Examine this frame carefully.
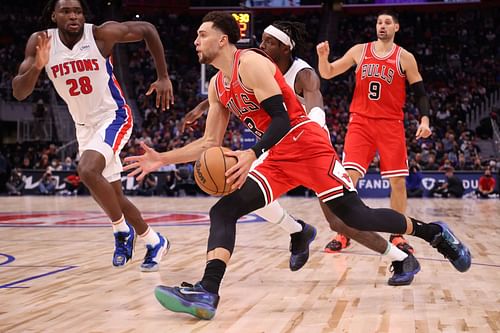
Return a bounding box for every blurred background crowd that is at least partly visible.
[0,0,498,196]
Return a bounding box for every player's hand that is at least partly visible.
[146,76,174,111]
[416,116,432,139]
[316,41,330,59]
[180,104,205,132]
[34,32,51,70]
[123,141,164,181]
[224,149,257,191]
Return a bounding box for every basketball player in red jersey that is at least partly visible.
[124,12,470,320]
[317,10,432,253]
[181,20,420,285]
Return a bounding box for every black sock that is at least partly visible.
[410,218,442,243]
[294,219,305,232]
[200,259,226,294]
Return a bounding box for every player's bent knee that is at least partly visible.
[326,191,374,231]
[207,181,266,252]
[76,164,95,184]
[326,190,407,234]
[322,208,352,233]
[209,199,240,226]
[207,199,242,253]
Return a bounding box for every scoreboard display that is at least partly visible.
[231,11,253,46]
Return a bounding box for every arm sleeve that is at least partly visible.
[250,94,291,158]
[410,81,430,118]
[308,106,326,127]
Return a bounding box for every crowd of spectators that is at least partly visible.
[0,8,52,103]
[0,6,499,197]
[120,8,500,177]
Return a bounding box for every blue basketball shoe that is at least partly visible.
[155,282,219,320]
[112,223,136,267]
[430,221,471,272]
[141,233,170,272]
[289,221,317,271]
[388,251,421,286]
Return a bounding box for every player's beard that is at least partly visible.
[198,50,216,64]
[63,25,84,40]
[67,29,83,38]
[377,31,392,41]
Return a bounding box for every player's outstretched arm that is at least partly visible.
[316,41,360,79]
[12,32,51,101]
[123,142,165,181]
[180,99,209,132]
[95,21,174,110]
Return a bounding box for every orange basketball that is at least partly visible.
[194,147,238,196]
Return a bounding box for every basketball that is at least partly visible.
[194,147,238,196]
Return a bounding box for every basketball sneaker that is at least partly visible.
[324,234,351,253]
[141,233,170,272]
[154,282,219,320]
[430,221,471,272]
[289,221,317,271]
[388,251,421,286]
[112,223,135,267]
[389,234,415,254]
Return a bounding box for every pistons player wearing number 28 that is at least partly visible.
[12,0,175,272]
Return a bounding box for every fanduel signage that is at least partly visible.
[357,171,488,197]
[16,170,493,198]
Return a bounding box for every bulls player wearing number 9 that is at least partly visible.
[124,11,470,320]
[317,10,433,254]
[13,0,174,271]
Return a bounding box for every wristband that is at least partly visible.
[308,106,326,127]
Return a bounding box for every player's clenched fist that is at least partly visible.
[316,41,330,58]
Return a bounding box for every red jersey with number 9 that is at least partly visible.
[350,42,406,120]
[214,49,308,139]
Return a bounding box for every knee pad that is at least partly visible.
[325,190,406,234]
[326,191,373,231]
[207,178,266,253]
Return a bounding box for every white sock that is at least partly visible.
[383,241,408,261]
[111,215,130,233]
[255,201,302,234]
[139,226,160,246]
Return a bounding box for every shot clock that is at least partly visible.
[231,11,253,46]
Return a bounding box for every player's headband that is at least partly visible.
[264,25,295,50]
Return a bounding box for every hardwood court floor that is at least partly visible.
[0,196,499,333]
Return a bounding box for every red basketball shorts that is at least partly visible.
[342,113,408,178]
[249,120,356,206]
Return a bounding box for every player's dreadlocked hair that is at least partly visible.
[40,0,91,29]
[271,20,308,58]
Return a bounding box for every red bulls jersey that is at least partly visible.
[350,42,406,120]
[214,49,308,139]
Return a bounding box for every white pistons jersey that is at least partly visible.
[283,57,312,107]
[45,23,132,153]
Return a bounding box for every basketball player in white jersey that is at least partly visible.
[12,0,173,271]
[180,21,419,285]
